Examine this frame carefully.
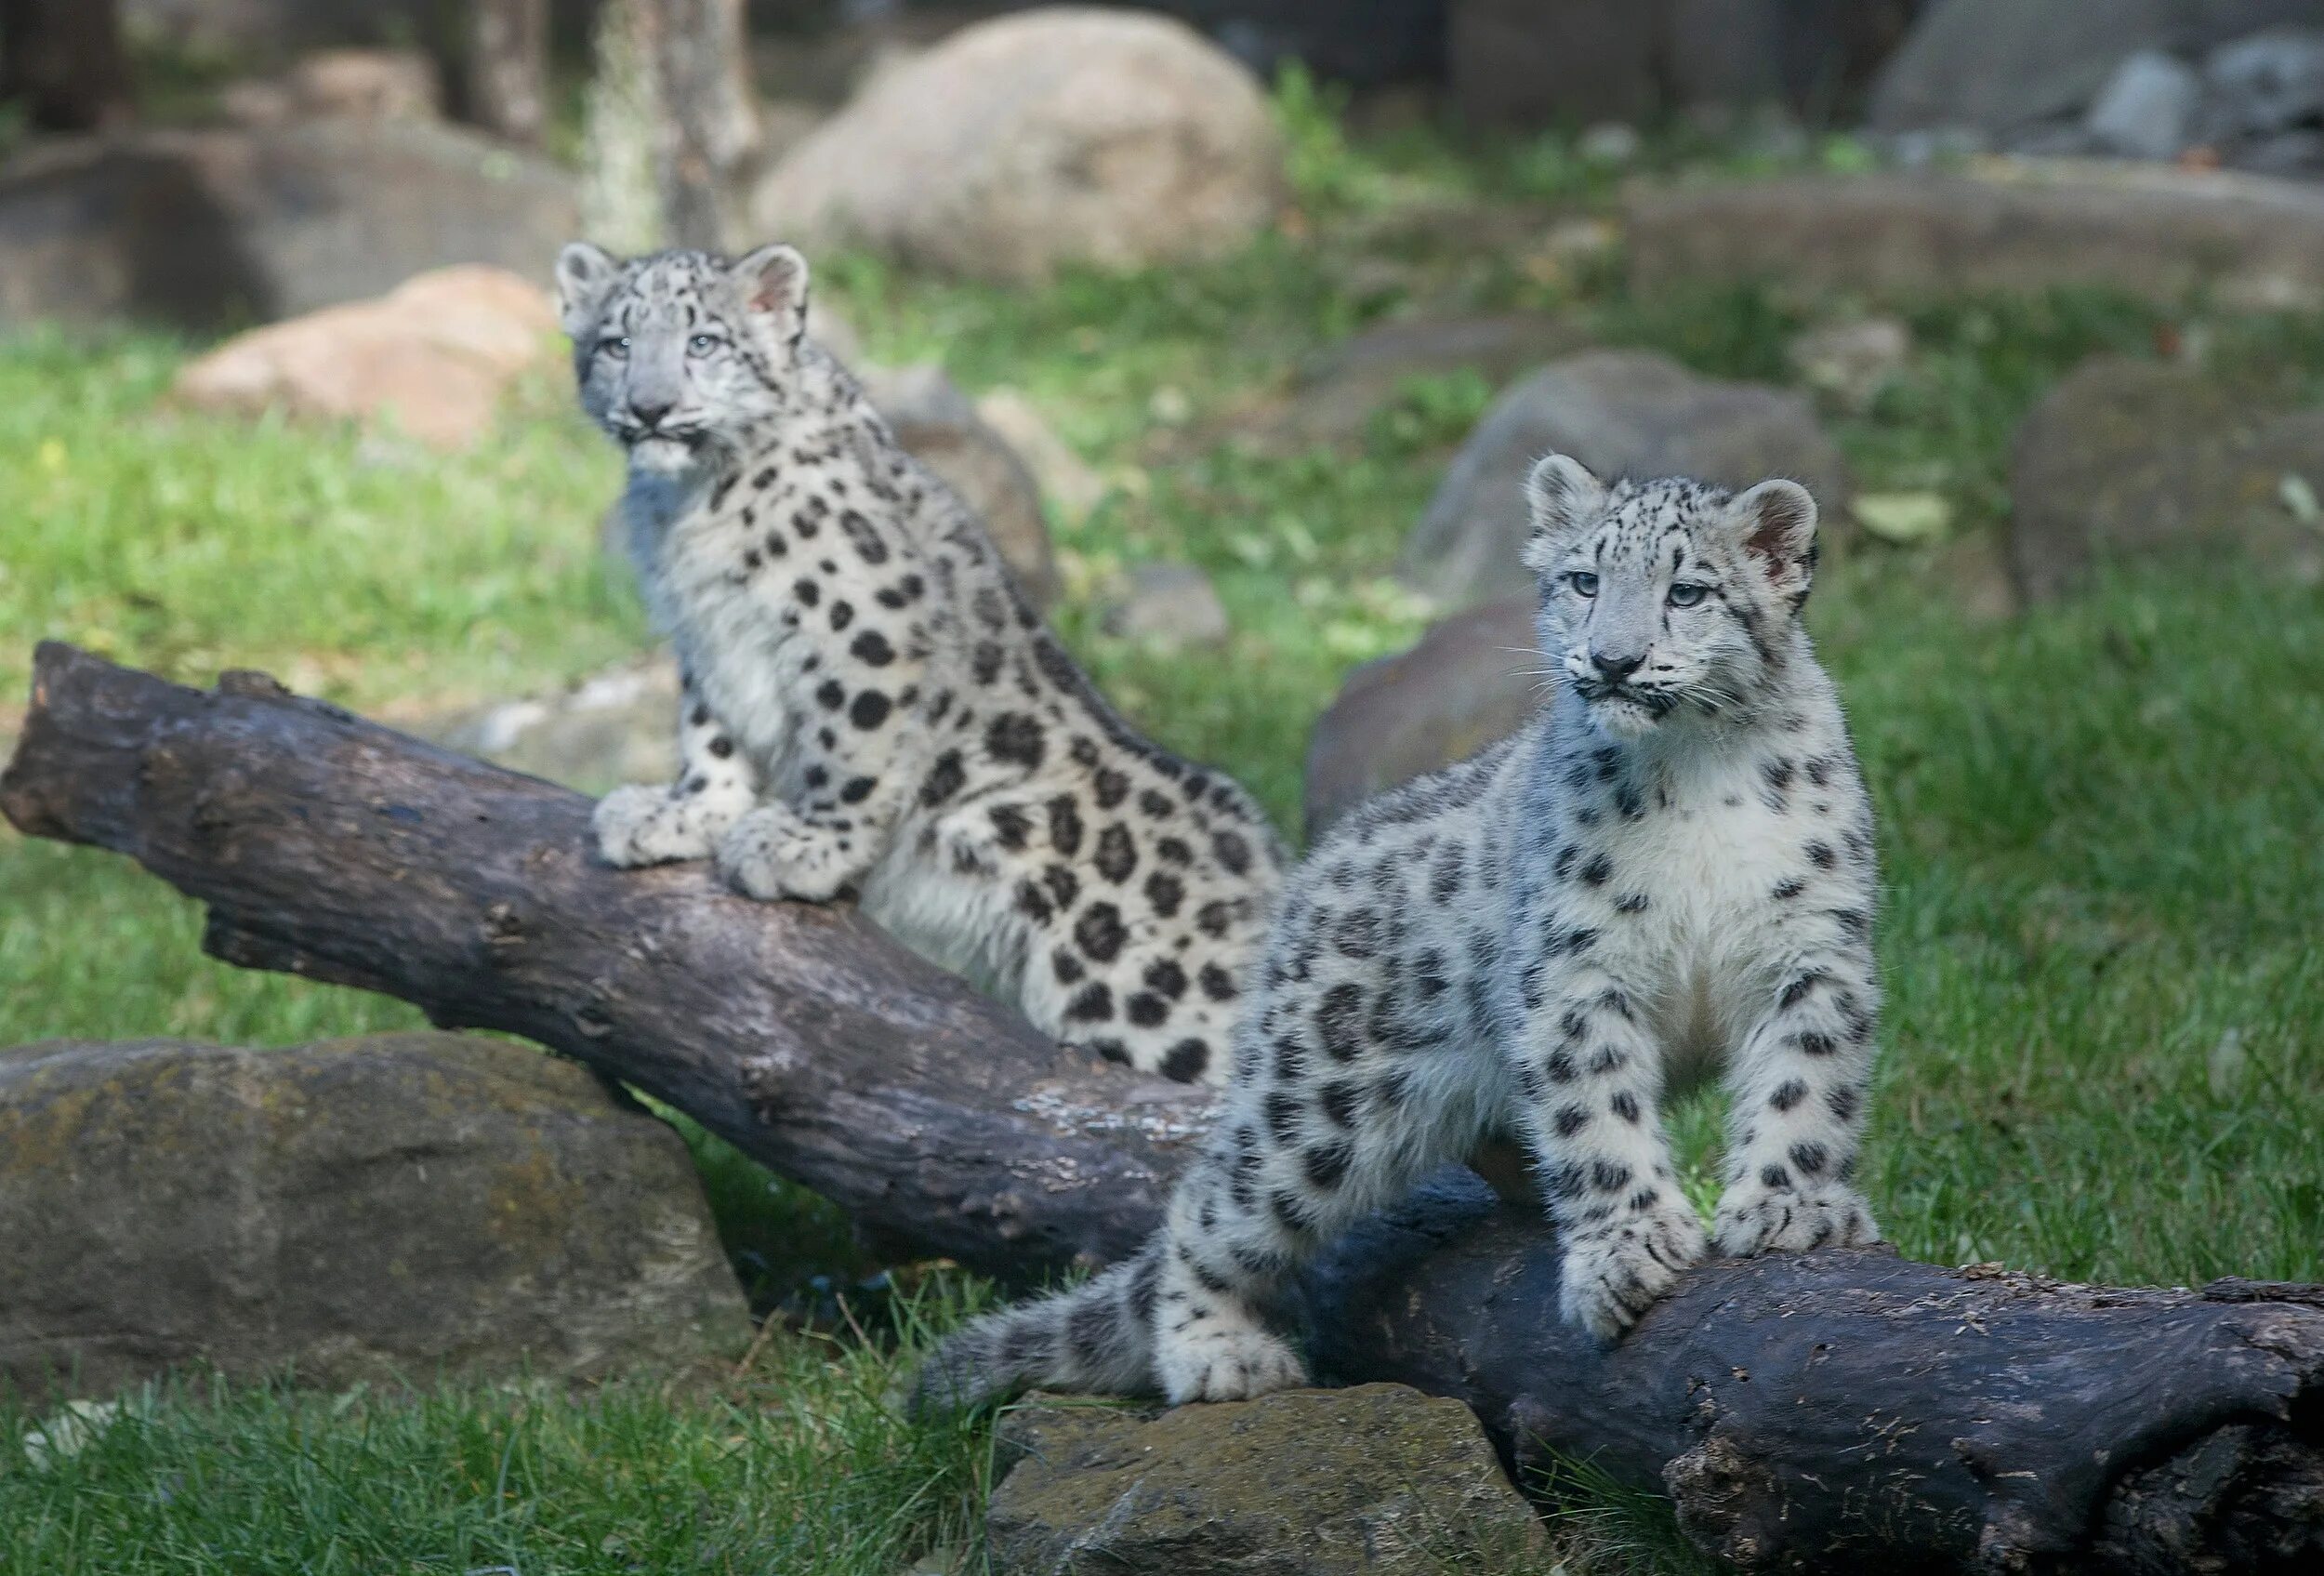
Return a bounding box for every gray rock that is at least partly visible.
[1269,312,1593,449]
[1626,164,2324,311]
[1101,563,1231,650]
[860,363,1061,610]
[2203,26,2324,140]
[2009,356,2324,602]
[423,656,681,795]
[1303,597,1539,840]
[0,120,576,333]
[1396,350,1847,611]
[1787,315,1914,412]
[2087,49,2202,161]
[1868,0,2315,136]
[751,8,1285,284]
[987,1384,1541,1575]
[0,1034,748,1406]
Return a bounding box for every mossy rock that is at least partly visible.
[0,1033,747,1404]
[988,1383,1542,1574]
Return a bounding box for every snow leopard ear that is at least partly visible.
[1733,479,1819,613]
[731,243,811,353]
[554,242,622,338]
[1521,453,1607,573]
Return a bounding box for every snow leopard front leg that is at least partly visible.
[714,647,933,903]
[595,671,763,867]
[1508,951,1710,1342]
[1712,918,1882,1257]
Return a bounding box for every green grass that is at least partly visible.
[4,93,2324,1573]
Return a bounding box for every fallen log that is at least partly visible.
[0,642,1206,1281]
[6,642,2320,1573]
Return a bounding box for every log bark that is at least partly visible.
[1305,1171,2324,1574]
[7,642,2322,1573]
[0,643,1205,1282]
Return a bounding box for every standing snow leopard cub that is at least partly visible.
[917,455,1882,1409]
[557,240,1285,1083]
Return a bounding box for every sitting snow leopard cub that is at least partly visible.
[917,455,1882,1409]
[555,239,1285,1083]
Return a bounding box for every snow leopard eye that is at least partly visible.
[1668,582,1708,608]
[600,336,631,361]
[687,333,720,356]
[1569,571,1599,598]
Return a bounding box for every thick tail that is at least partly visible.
[910,1245,1161,1414]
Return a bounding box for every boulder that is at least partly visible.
[1626,163,2324,311]
[171,265,557,448]
[1101,563,1232,650]
[2085,50,2202,162]
[987,1384,1541,1575]
[0,1034,748,1405]
[1395,350,1847,611]
[862,364,1062,608]
[1787,315,1913,412]
[2008,356,2324,602]
[0,120,577,332]
[1303,597,1539,840]
[420,656,682,794]
[283,46,442,122]
[749,7,1285,284]
[1868,0,2317,136]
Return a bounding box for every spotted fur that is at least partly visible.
[916,455,1882,1410]
[556,242,1285,1082]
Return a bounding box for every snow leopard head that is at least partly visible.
[554,241,811,475]
[1521,454,1819,739]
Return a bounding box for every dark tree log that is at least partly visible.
[0,0,131,131]
[1307,1172,2324,1573]
[0,642,1205,1281]
[7,642,2322,1573]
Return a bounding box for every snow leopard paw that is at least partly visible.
[594,784,710,867]
[1155,1325,1309,1405]
[715,805,856,903]
[1559,1203,1710,1344]
[1711,1183,1880,1259]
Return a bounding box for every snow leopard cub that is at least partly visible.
[917,455,1882,1409]
[556,241,1285,1083]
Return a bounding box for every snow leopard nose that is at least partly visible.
[1591,647,1645,682]
[629,395,675,431]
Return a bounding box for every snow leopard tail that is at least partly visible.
[910,1245,1161,1414]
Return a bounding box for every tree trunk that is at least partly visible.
[0,0,131,131]
[579,0,760,252]
[467,0,550,147]
[6,642,2321,1574]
